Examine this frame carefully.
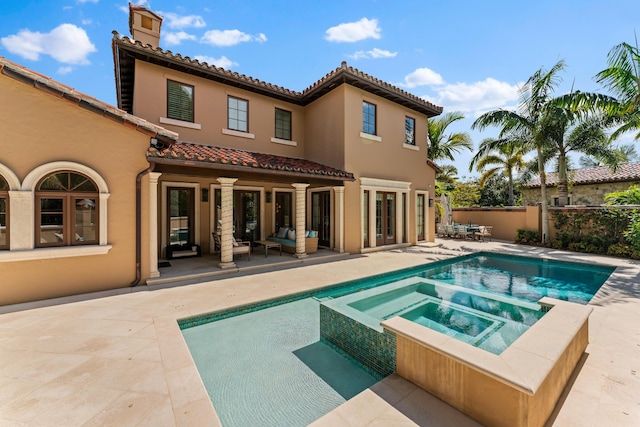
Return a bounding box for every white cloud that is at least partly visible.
[201,29,267,47]
[348,47,397,60]
[81,19,92,25]
[400,68,444,88]
[1,24,96,64]
[430,78,520,114]
[164,31,196,46]
[194,55,238,69]
[159,12,206,29]
[57,66,73,75]
[325,18,381,43]
[77,0,98,3]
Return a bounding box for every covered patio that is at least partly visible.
[144,141,354,282]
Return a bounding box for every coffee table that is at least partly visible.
[254,240,282,257]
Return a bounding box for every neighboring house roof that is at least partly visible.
[524,162,640,188]
[0,56,178,144]
[111,32,443,118]
[148,142,355,181]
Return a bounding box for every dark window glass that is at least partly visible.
[362,101,376,135]
[36,172,98,247]
[275,108,292,140]
[167,80,194,122]
[405,116,416,145]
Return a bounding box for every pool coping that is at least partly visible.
[382,296,592,426]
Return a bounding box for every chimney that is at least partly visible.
[128,3,162,48]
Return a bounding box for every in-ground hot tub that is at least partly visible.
[320,277,592,427]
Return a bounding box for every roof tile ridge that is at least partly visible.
[113,32,302,97]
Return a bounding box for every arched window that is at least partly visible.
[0,175,8,250]
[36,171,99,247]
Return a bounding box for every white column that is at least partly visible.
[292,183,309,258]
[334,186,345,253]
[99,193,110,246]
[8,191,33,250]
[369,190,377,248]
[148,172,162,279]
[217,177,237,268]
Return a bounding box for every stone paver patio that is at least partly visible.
[1,239,639,426]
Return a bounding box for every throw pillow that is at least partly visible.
[309,230,317,238]
[232,237,239,247]
[287,229,296,241]
[305,230,310,237]
[277,227,288,238]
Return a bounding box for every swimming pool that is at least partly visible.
[180,252,612,426]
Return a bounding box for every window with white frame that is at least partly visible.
[228,96,249,132]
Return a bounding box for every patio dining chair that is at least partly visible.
[474,226,493,242]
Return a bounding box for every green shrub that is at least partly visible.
[607,243,633,257]
[516,229,540,244]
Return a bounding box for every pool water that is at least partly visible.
[329,278,544,355]
[180,252,614,426]
[422,253,613,304]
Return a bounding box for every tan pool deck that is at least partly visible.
[1,239,639,426]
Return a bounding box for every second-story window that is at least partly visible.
[228,96,248,132]
[405,116,416,145]
[275,108,292,140]
[167,80,194,122]
[362,101,376,135]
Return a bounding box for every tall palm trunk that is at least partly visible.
[557,153,569,206]
[537,145,549,244]
[507,171,515,206]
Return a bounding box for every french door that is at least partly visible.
[376,192,396,246]
[275,192,293,230]
[311,191,331,247]
[417,194,425,241]
[167,187,195,246]
[234,190,260,243]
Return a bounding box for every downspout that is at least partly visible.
[131,161,156,286]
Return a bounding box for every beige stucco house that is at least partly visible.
[0,5,441,306]
[114,5,442,269]
[0,56,178,306]
[523,163,640,206]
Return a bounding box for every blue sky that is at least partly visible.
[1,0,639,177]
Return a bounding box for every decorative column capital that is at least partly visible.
[217,177,238,187]
[292,183,310,191]
[148,171,162,185]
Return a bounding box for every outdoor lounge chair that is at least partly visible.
[436,223,446,237]
[474,226,493,242]
[212,232,251,260]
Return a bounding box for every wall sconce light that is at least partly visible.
[201,188,209,202]
[428,198,434,207]
[266,191,272,203]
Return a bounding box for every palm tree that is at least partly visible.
[469,137,528,206]
[595,38,640,140]
[580,144,639,168]
[427,111,473,162]
[540,109,615,206]
[473,60,567,243]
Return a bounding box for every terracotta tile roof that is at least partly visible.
[112,33,442,117]
[524,162,640,187]
[148,142,355,181]
[0,56,178,143]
